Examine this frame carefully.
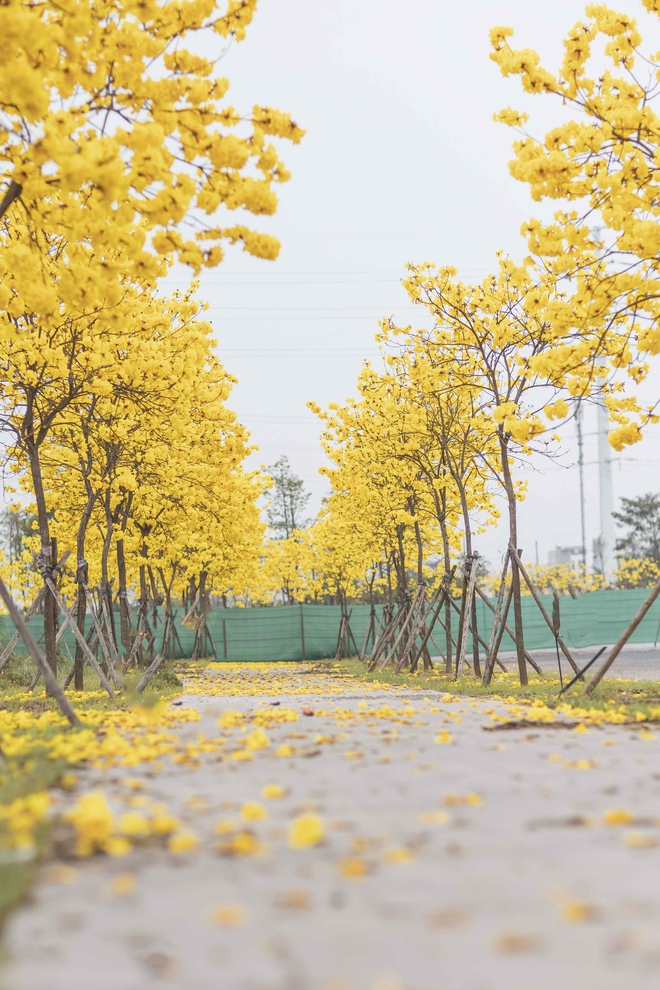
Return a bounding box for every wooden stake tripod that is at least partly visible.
[334,606,360,661]
[0,576,79,726]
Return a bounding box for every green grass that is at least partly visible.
[0,651,184,928]
[0,863,36,928]
[0,759,67,927]
[341,658,660,717]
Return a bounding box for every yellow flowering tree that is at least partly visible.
[0,0,304,293]
[489,4,660,449]
[0,0,303,683]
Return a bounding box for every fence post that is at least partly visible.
[300,605,306,661]
[222,618,228,661]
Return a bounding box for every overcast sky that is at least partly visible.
[163,0,660,572]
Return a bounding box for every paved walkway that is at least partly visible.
[514,643,660,682]
[3,662,660,990]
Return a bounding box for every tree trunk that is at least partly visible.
[199,571,211,613]
[74,492,98,690]
[458,485,472,556]
[116,538,131,649]
[396,525,407,596]
[116,493,133,651]
[100,489,118,653]
[471,593,481,678]
[499,434,527,686]
[73,579,86,690]
[438,514,453,676]
[136,562,150,667]
[413,519,424,584]
[26,441,57,684]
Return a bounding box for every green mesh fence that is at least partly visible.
[1,590,660,664]
[464,589,660,653]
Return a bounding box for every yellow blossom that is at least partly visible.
[288,814,324,849]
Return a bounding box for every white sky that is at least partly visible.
[163,0,660,573]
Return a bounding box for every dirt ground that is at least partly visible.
[3,662,660,990]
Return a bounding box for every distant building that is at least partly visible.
[548,546,583,566]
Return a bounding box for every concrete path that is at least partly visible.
[510,643,660,681]
[3,662,660,990]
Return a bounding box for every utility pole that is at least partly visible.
[576,403,587,568]
[589,228,615,582]
[597,391,615,582]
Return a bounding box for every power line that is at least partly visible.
[208,306,423,311]
[164,269,491,285]
[165,269,490,277]
[222,349,375,356]
[168,279,401,286]
[243,416,317,423]
[252,445,324,452]
[211,316,428,321]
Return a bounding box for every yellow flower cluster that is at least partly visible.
[64,790,187,858]
[0,695,201,769]
[614,558,660,589]
[0,0,303,295]
[65,792,130,858]
[0,792,50,850]
[482,562,607,596]
[489,696,660,728]
[488,2,660,449]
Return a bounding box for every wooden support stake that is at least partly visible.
[333,615,346,661]
[83,585,118,686]
[398,585,442,673]
[367,604,392,670]
[180,593,200,627]
[136,653,165,693]
[123,609,145,673]
[475,585,541,677]
[408,588,441,672]
[345,610,360,658]
[406,582,450,672]
[28,609,74,691]
[100,591,121,669]
[204,622,217,659]
[160,612,172,659]
[428,631,444,661]
[0,587,45,675]
[586,575,660,693]
[379,586,425,670]
[170,613,186,659]
[480,553,510,686]
[446,590,513,673]
[511,551,580,676]
[0,577,79,725]
[359,609,375,663]
[44,578,116,699]
[552,590,564,689]
[191,613,204,661]
[366,608,389,669]
[62,626,98,690]
[0,550,72,675]
[456,556,477,678]
[509,548,528,686]
[471,593,481,679]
